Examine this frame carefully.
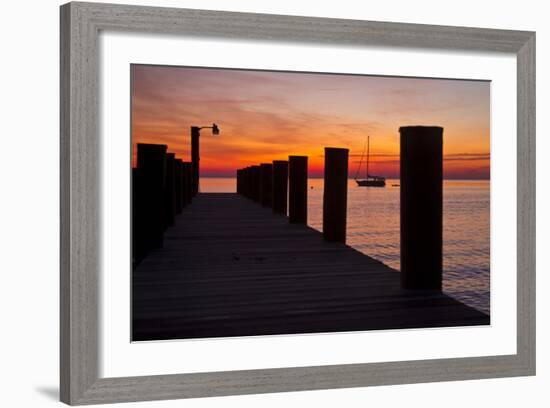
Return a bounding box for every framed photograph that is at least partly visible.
[60,2,535,405]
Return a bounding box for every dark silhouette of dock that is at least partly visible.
[132,127,489,341]
[132,193,488,341]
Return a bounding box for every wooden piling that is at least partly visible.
[181,162,188,208]
[191,126,200,196]
[242,168,248,197]
[182,162,193,205]
[250,165,261,202]
[400,126,443,291]
[323,148,349,243]
[136,143,167,249]
[236,169,242,195]
[288,156,308,224]
[240,168,246,197]
[246,167,252,199]
[164,153,176,228]
[174,159,183,214]
[131,167,145,265]
[260,163,273,207]
[272,160,288,215]
[238,168,246,197]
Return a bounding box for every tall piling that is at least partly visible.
[288,156,308,224]
[236,169,242,195]
[323,148,349,243]
[272,160,288,215]
[240,167,246,198]
[260,163,273,207]
[132,167,145,265]
[250,165,261,202]
[246,167,253,199]
[242,168,250,197]
[164,153,176,228]
[136,143,167,249]
[174,159,183,214]
[191,126,200,196]
[400,126,443,291]
[182,162,193,205]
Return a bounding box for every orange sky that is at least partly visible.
[131,65,490,179]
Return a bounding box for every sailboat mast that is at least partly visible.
[366,135,370,178]
[354,138,368,181]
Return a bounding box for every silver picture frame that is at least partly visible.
[60,2,535,405]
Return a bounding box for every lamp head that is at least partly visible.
[212,123,220,135]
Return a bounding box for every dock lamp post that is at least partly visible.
[190,123,220,196]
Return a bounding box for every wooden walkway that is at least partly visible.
[132,193,489,341]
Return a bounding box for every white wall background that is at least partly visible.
[0,0,546,407]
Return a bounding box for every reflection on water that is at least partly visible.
[200,178,490,314]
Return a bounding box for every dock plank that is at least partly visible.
[133,193,489,341]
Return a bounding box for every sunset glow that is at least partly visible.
[131,65,490,179]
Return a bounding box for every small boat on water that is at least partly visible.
[354,136,386,187]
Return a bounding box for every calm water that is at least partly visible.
[201,178,490,314]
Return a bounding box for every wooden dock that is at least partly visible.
[132,193,489,341]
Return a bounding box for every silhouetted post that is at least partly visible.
[174,159,183,214]
[164,153,176,228]
[250,165,261,202]
[245,167,252,199]
[239,168,245,197]
[191,126,200,196]
[132,167,145,266]
[260,163,273,207]
[272,160,288,215]
[323,148,349,243]
[241,168,246,197]
[236,169,242,195]
[242,168,245,196]
[137,143,167,249]
[400,126,443,291]
[288,156,308,224]
[182,162,193,205]
[239,168,245,196]
[181,162,188,208]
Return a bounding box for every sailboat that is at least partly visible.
[354,136,386,187]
